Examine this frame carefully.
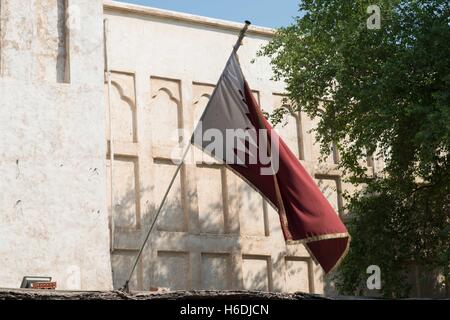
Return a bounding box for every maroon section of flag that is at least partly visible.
[192,53,350,273]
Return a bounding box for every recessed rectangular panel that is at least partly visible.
[105,72,137,143]
[196,165,225,234]
[236,178,266,236]
[242,256,271,291]
[273,94,301,159]
[154,251,189,290]
[192,83,215,127]
[315,176,341,215]
[201,253,231,290]
[111,251,140,290]
[154,161,185,232]
[111,156,139,228]
[310,117,336,164]
[34,0,68,82]
[285,258,310,293]
[150,77,181,149]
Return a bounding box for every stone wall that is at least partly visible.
[0,0,112,290]
[103,1,373,294]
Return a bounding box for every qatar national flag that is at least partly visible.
[192,52,350,273]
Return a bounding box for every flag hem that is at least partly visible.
[190,142,350,274]
[288,233,351,274]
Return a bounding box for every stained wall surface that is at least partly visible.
[0,0,112,290]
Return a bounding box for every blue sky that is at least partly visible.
[117,0,301,28]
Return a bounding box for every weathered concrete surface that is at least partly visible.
[0,0,112,290]
[0,288,328,300]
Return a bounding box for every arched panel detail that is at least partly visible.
[105,72,137,143]
[149,77,182,150]
[273,93,304,160]
[152,87,181,105]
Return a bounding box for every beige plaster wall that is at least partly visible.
[0,0,112,290]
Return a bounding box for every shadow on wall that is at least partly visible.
[109,174,312,293]
[323,271,338,297]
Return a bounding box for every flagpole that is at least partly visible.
[121,21,251,292]
[233,20,251,53]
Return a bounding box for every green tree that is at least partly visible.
[260,0,450,297]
